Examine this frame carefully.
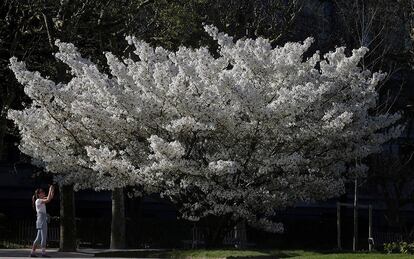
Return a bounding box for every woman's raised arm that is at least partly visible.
[42,185,55,204]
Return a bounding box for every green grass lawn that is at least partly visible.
[292,253,413,259]
[165,249,414,258]
[97,249,413,258]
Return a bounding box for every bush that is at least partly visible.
[383,241,414,254]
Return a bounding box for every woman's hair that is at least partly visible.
[32,188,43,210]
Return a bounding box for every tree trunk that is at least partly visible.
[110,187,126,249]
[203,214,235,248]
[59,184,77,252]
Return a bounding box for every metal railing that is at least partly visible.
[1,217,60,246]
[187,222,247,248]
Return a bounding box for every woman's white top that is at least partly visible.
[35,199,46,214]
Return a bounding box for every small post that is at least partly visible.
[337,202,342,250]
[353,178,358,252]
[234,222,239,248]
[192,223,197,249]
[368,205,373,251]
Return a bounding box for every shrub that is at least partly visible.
[383,241,414,254]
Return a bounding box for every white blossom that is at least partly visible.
[8,25,402,232]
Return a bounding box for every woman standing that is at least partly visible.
[30,185,55,257]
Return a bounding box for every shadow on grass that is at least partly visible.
[94,249,316,258]
[92,248,386,258]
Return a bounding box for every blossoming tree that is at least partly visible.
[9,25,402,244]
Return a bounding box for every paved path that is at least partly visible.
[0,249,93,258]
[0,248,161,258]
